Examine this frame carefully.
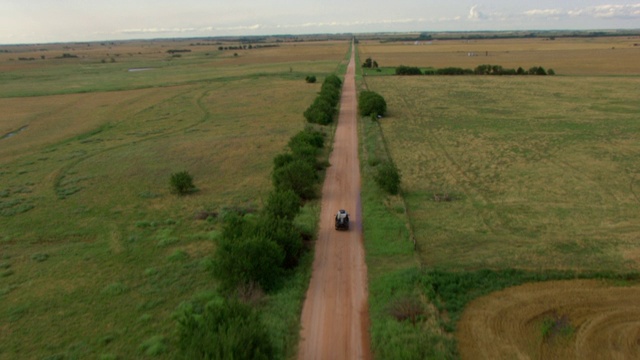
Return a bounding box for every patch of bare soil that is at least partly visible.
[457,279,640,359]
[297,44,371,360]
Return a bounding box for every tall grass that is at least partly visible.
[0,39,349,359]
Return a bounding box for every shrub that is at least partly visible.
[289,128,324,150]
[272,159,317,200]
[176,298,274,359]
[256,215,303,269]
[395,65,422,75]
[303,98,334,125]
[170,171,196,195]
[375,161,401,195]
[359,90,387,117]
[213,234,284,292]
[305,75,316,83]
[264,189,301,221]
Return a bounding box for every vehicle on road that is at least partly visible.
[335,209,349,230]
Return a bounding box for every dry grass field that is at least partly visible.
[361,36,640,359]
[0,38,348,359]
[359,36,640,75]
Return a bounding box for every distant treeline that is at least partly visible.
[166,49,191,54]
[218,44,279,51]
[396,64,555,76]
[378,30,640,42]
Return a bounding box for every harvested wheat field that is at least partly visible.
[458,279,640,359]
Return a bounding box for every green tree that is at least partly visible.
[214,234,284,292]
[176,298,274,359]
[359,90,387,117]
[170,171,196,195]
[256,215,303,269]
[264,189,301,221]
[272,159,317,200]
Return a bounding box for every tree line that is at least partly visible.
[396,64,555,76]
[174,75,337,357]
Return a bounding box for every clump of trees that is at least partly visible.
[176,298,275,359]
[303,75,342,125]
[395,65,422,75]
[358,90,387,117]
[362,57,379,68]
[166,49,191,54]
[416,64,555,76]
[213,126,326,292]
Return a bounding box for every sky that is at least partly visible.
[1,0,639,44]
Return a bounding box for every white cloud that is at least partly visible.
[570,4,640,19]
[524,4,640,20]
[524,8,563,17]
[468,5,487,20]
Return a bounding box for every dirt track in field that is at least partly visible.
[458,279,640,359]
[297,43,371,360]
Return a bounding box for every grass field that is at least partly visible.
[0,39,348,359]
[359,36,640,75]
[365,74,640,271]
[358,37,640,358]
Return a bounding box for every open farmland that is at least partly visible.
[359,36,640,75]
[360,37,640,358]
[0,38,349,359]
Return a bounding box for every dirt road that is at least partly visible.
[297,44,371,360]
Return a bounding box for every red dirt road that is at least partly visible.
[297,44,371,360]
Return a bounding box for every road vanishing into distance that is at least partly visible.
[297,44,371,360]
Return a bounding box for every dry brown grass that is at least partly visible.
[359,37,640,75]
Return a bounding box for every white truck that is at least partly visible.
[335,209,350,230]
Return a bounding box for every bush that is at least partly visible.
[305,75,316,83]
[170,171,196,195]
[303,98,334,125]
[359,90,387,117]
[288,128,325,151]
[272,159,317,200]
[303,74,342,125]
[375,161,401,195]
[256,215,303,269]
[263,189,301,221]
[395,65,422,75]
[176,298,274,359]
[213,234,284,292]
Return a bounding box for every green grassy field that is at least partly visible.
[357,37,640,358]
[0,39,348,359]
[365,75,640,271]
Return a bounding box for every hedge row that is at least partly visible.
[396,64,556,76]
[177,126,327,358]
[303,75,343,125]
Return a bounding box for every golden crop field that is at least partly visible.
[0,38,349,359]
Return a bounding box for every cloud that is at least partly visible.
[468,5,487,20]
[570,4,640,19]
[524,3,640,20]
[118,27,196,34]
